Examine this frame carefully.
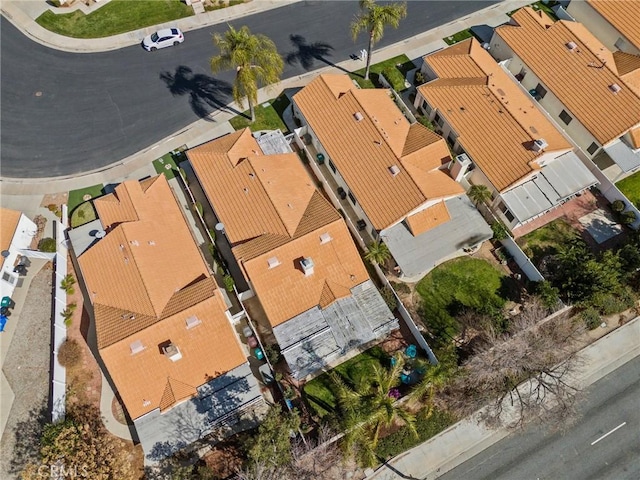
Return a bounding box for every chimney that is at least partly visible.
[449,153,472,182]
[163,343,182,362]
[300,257,315,276]
[267,256,280,269]
[130,340,145,355]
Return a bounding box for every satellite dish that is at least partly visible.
[1,250,10,258]
[215,223,225,233]
[94,230,106,239]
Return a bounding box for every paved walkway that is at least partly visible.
[367,316,640,480]
[0,0,531,195]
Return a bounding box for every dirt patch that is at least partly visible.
[111,396,127,425]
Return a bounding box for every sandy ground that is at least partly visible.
[0,264,54,478]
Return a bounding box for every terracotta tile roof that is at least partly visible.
[0,208,21,253]
[294,74,463,230]
[588,0,640,50]
[187,129,317,244]
[614,51,640,76]
[232,191,341,262]
[630,126,640,149]
[405,201,451,236]
[419,38,572,191]
[99,293,246,419]
[78,175,246,419]
[240,218,369,327]
[495,7,640,145]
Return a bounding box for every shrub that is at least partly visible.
[620,210,637,225]
[38,237,56,252]
[208,229,216,243]
[194,202,203,216]
[264,343,282,365]
[381,66,406,91]
[390,281,411,295]
[414,70,426,86]
[58,339,82,368]
[223,274,235,292]
[61,303,77,327]
[417,116,435,131]
[379,287,398,311]
[208,243,216,258]
[376,409,456,460]
[491,221,509,241]
[611,199,625,213]
[581,307,600,330]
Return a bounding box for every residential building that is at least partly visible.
[292,74,492,281]
[187,128,398,379]
[71,175,262,460]
[490,7,640,181]
[567,0,640,55]
[0,208,37,299]
[415,38,598,230]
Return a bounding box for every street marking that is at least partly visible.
[591,422,626,445]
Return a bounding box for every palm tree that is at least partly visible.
[351,0,407,81]
[332,355,417,467]
[408,363,452,418]
[210,25,283,123]
[467,184,492,206]
[364,240,391,265]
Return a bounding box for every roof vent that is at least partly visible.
[267,256,280,269]
[142,399,151,407]
[163,343,182,362]
[130,340,145,355]
[566,41,577,51]
[148,240,156,246]
[389,165,401,177]
[185,315,201,329]
[354,112,364,121]
[609,83,622,94]
[319,232,332,244]
[130,240,139,247]
[532,138,548,152]
[300,257,315,276]
[482,42,491,50]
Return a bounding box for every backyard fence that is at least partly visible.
[500,236,545,282]
[371,262,439,365]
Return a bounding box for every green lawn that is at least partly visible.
[616,171,640,209]
[350,54,414,91]
[416,258,507,341]
[152,151,184,180]
[443,29,473,45]
[303,346,389,418]
[36,0,193,38]
[229,97,289,133]
[68,184,104,214]
[70,202,97,228]
[516,218,580,266]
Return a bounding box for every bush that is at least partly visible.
[58,339,82,368]
[193,202,203,217]
[264,343,282,365]
[620,210,637,225]
[379,287,398,311]
[376,409,456,460]
[208,229,216,243]
[38,237,56,252]
[611,199,625,213]
[415,70,426,86]
[390,281,411,295]
[581,307,601,330]
[491,221,509,241]
[60,274,76,294]
[223,274,235,292]
[417,116,435,131]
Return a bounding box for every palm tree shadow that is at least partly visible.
[285,34,352,75]
[159,66,241,121]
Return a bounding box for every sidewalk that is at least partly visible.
[1,0,530,196]
[367,316,640,480]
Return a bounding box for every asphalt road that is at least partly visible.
[437,355,640,480]
[0,1,496,178]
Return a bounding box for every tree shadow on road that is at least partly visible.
[285,34,351,75]
[159,66,240,121]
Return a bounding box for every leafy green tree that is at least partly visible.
[246,405,300,470]
[408,362,454,418]
[467,184,492,206]
[332,354,417,467]
[364,240,391,265]
[491,221,509,241]
[619,243,640,274]
[211,25,283,123]
[38,237,56,252]
[533,280,561,310]
[350,0,407,81]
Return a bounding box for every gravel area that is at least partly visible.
[0,264,54,478]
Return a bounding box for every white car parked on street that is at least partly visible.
[142,28,184,51]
